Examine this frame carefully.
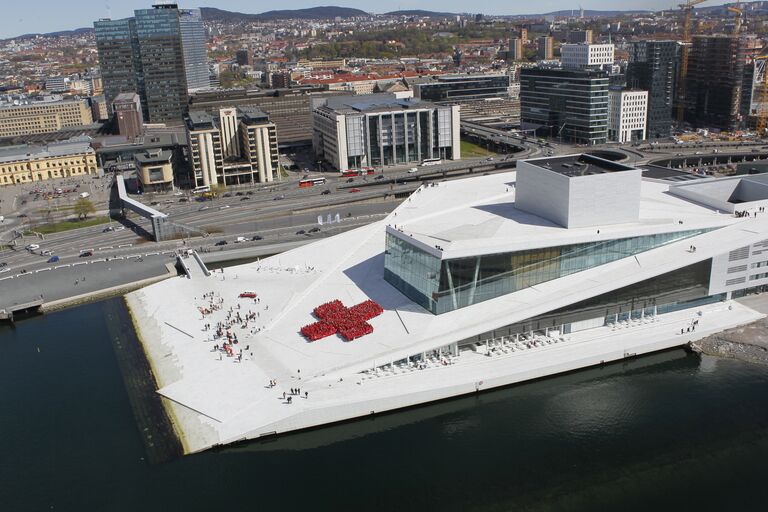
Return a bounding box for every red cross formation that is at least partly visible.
[301,299,384,341]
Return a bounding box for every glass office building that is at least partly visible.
[95,3,202,123]
[520,67,609,145]
[384,228,714,314]
[415,75,512,102]
[626,41,679,139]
[94,18,144,115]
[179,8,210,92]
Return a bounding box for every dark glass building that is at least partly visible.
[626,40,679,139]
[414,75,511,103]
[94,18,144,115]
[519,67,609,144]
[95,3,196,124]
[684,35,746,132]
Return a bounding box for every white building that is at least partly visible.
[313,93,460,171]
[128,154,768,454]
[186,107,279,187]
[561,43,615,69]
[608,89,648,143]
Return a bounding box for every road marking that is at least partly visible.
[98,246,114,250]
[72,262,88,266]
[118,244,133,248]
[54,265,71,269]
[15,273,31,278]
[92,258,106,263]
[145,252,159,256]
[0,276,13,281]
[34,268,51,273]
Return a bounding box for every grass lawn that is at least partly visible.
[461,140,496,158]
[30,216,112,234]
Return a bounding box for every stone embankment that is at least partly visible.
[690,317,768,365]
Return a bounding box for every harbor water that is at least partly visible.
[2,297,768,511]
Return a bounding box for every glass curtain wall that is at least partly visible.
[384,229,715,314]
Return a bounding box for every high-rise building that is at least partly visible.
[508,38,524,62]
[520,67,609,145]
[236,48,253,67]
[626,40,679,139]
[608,88,648,143]
[567,29,593,44]
[186,107,279,187]
[94,18,144,113]
[113,92,144,140]
[134,4,189,124]
[685,35,747,132]
[95,3,204,124]
[179,8,210,92]
[538,36,554,60]
[0,98,93,138]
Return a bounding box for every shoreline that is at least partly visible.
[690,318,768,366]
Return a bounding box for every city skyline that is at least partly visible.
[0,1,733,39]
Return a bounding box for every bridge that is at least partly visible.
[115,175,207,242]
[0,298,44,323]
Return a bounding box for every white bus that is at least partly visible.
[421,158,443,166]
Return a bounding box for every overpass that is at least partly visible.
[115,175,206,242]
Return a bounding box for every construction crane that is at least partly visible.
[676,0,708,122]
[728,1,743,34]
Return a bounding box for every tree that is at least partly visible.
[74,198,96,220]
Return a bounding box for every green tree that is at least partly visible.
[74,198,96,220]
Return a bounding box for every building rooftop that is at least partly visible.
[322,93,435,114]
[135,149,172,164]
[525,154,635,177]
[0,137,93,164]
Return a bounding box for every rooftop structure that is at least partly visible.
[128,155,768,454]
[0,137,97,186]
[0,98,93,139]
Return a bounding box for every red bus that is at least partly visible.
[341,168,375,177]
[299,177,327,188]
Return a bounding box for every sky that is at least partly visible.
[0,1,731,39]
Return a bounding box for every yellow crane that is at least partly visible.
[676,0,708,122]
[755,54,768,135]
[728,1,743,34]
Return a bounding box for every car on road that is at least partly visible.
[25,244,40,251]
[102,226,114,232]
[115,226,125,231]
[273,195,285,201]
[295,229,306,235]
[235,236,248,243]
[219,205,230,209]
[198,206,209,211]
[251,235,263,241]
[79,251,93,257]
[223,193,232,198]
[235,192,244,196]
[408,168,418,173]
[346,178,355,183]
[41,250,53,256]
[18,213,28,218]
[321,189,331,195]
[178,197,188,202]
[246,191,255,195]
[150,201,160,206]
[215,240,228,246]
[308,227,321,233]
[0,262,7,267]
[47,256,60,263]
[240,196,250,201]
[349,188,361,193]
[375,175,385,180]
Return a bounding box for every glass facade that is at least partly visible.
[626,41,679,139]
[460,259,718,345]
[179,9,210,92]
[417,75,511,102]
[94,18,144,114]
[384,229,714,314]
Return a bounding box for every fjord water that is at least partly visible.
[2,298,768,511]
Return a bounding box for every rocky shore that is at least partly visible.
[690,317,768,365]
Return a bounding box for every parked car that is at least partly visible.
[215,240,228,246]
